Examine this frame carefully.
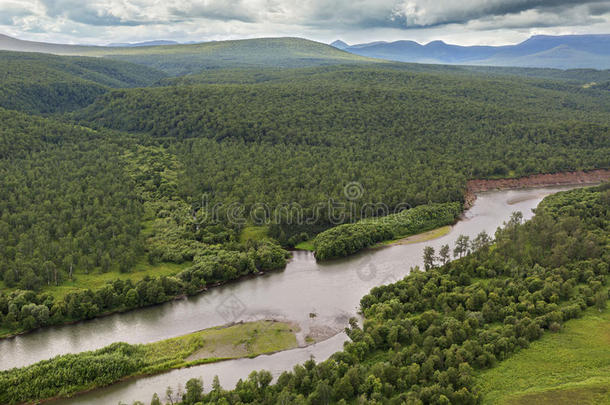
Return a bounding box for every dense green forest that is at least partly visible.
[0,108,144,290]
[0,48,608,338]
[75,64,609,242]
[142,184,609,405]
[0,52,165,113]
[0,122,287,335]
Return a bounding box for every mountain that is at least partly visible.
[107,40,179,47]
[330,40,349,50]
[342,34,610,69]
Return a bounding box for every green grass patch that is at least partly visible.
[0,320,298,404]
[26,260,191,301]
[240,225,271,243]
[186,320,298,361]
[294,239,316,251]
[476,306,610,405]
[502,379,610,405]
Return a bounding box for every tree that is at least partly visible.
[184,378,204,404]
[471,231,492,251]
[150,393,161,405]
[423,246,436,270]
[453,235,470,258]
[438,244,450,265]
[165,386,175,405]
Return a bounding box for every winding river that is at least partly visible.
[0,186,585,404]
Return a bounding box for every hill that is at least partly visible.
[88,37,377,75]
[75,64,610,246]
[0,51,166,113]
[341,34,610,69]
[0,33,97,54]
[0,34,376,76]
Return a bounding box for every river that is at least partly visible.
[0,186,583,404]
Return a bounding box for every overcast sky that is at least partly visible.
[1,0,609,46]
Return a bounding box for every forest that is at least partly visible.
[134,183,609,404]
[0,52,165,113]
[74,64,609,244]
[0,49,608,338]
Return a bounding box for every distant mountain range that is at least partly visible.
[107,40,179,47]
[332,35,610,69]
[1,33,608,71]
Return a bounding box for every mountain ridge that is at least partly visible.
[332,34,610,69]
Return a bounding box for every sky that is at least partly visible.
[0,0,609,46]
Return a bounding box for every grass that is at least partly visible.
[475,306,610,404]
[145,320,298,367]
[185,320,299,361]
[294,239,316,251]
[0,259,191,302]
[40,260,191,301]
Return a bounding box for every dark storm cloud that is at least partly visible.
[388,0,607,29]
[588,2,610,16]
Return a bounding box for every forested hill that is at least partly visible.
[164,64,610,87]
[75,66,610,226]
[3,33,610,82]
[0,35,375,76]
[0,51,166,113]
[92,38,376,76]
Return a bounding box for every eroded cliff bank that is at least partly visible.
[465,169,610,208]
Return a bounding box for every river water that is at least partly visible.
[0,186,582,404]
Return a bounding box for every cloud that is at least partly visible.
[167,0,263,23]
[38,0,167,26]
[0,1,35,25]
[390,0,606,28]
[0,0,608,45]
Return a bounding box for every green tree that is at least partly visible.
[423,246,436,270]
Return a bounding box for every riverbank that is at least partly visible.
[0,261,288,341]
[377,225,452,247]
[465,169,610,208]
[2,320,299,405]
